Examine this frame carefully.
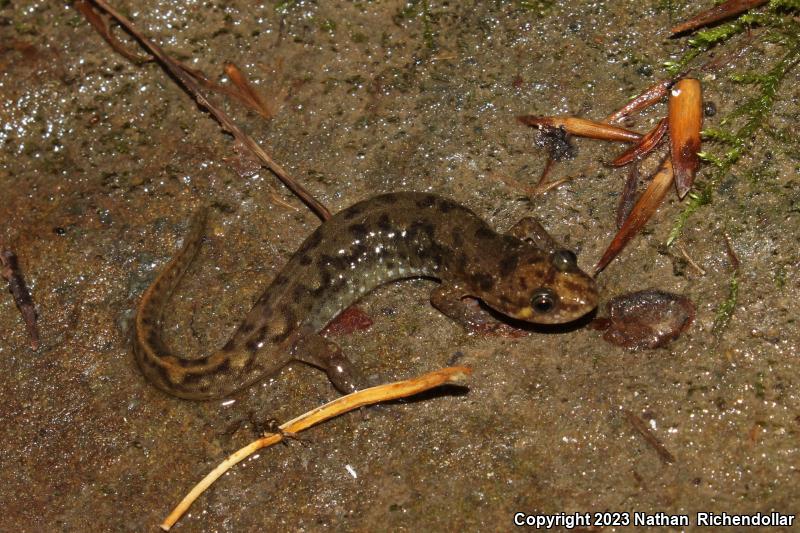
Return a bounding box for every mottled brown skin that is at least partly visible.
[134,192,598,400]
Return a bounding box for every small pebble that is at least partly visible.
[593,289,695,349]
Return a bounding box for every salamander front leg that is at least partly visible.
[291,333,367,394]
[508,217,559,252]
[430,284,507,332]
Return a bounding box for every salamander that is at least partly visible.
[134,192,598,400]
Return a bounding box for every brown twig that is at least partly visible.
[621,408,675,464]
[677,243,707,275]
[610,118,668,168]
[487,172,539,198]
[670,0,768,36]
[1,250,40,350]
[83,0,332,221]
[723,233,740,272]
[604,79,675,124]
[518,116,642,143]
[594,158,674,275]
[160,366,472,530]
[616,162,640,229]
[535,156,555,189]
[75,0,152,64]
[535,175,573,195]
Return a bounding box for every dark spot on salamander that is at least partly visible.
[297,230,323,255]
[428,251,444,266]
[343,203,365,220]
[419,242,446,264]
[272,273,289,287]
[298,254,313,266]
[348,223,369,239]
[561,279,586,294]
[377,213,392,232]
[158,366,177,386]
[416,195,436,208]
[408,221,435,240]
[238,322,256,335]
[450,228,464,247]
[312,270,333,296]
[292,284,309,301]
[272,328,292,344]
[325,253,351,271]
[437,198,457,213]
[471,272,495,292]
[502,234,522,248]
[271,310,295,343]
[498,255,518,277]
[474,225,495,241]
[177,355,209,368]
[352,243,369,257]
[376,194,398,205]
[241,355,258,374]
[147,331,163,351]
[181,369,205,385]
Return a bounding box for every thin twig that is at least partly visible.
[487,172,538,198]
[677,243,707,275]
[160,366,472,530]
[534,176,572,195]
[84,0,331,221]
[621,408,675,465]
[723,233,740,272]
[616,162,640,229]
[75,0,152,64]
[670,0,768,36]
[1,250,40,350]
[535,156,555,189]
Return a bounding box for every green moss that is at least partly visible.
[712,271,739,336]
[517,0,556,14]
[773,265,786,289]
[395,0,438,51]
[753,377,766,399]
[666,4,800,245]
[351,32,368,44]
[319,19,336,33]
[274,1,300,15]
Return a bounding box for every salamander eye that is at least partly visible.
[531,288,558,314]
[552,249,577,272]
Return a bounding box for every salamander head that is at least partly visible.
[479,248,598,324]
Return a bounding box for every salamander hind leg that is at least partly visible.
[290,333,369,394]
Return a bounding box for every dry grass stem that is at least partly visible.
[160,366,472,530]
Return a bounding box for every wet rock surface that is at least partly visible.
[1,1,798,530]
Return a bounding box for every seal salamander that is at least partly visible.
[134,192,598,400]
